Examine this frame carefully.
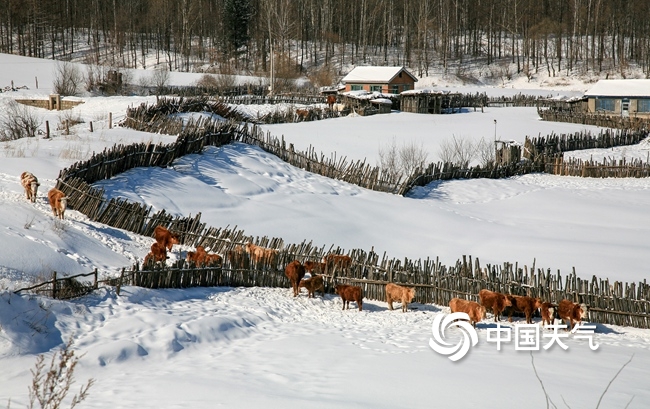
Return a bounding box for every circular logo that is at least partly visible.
[429,312,478,361]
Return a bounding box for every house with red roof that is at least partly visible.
[341,66,417,94]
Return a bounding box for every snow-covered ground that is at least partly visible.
[1,53,649,408]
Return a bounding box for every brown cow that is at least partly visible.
[449,298,486,327]
[557,299,588,330]
[20,172,40,203]
[335,284,363,311]
[226,245,246,269]
[303,260,325,275]
[299,274,324,298]
[187,246,222,266]
[285,260,306,297]
[540,302,556,326]
[385,283,416,313]
[478,289,513,322]
[144,242,168,265]
[245,242,279,267]
[322,254,352,275]
[506,295,542,324]
[326,94,336,110]
[47,188,67,219]
[153,226,180,251]
[295,109,310,121]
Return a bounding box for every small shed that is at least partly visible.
[541,95,588,113]
[340,90,398,116]
[400,89,461,114]
[341,66,417,94]
[584,79,650,117]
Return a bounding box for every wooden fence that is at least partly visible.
[16,247,650,329]
[546,155,650,178]
[538,108,650,131]
[525,128,649,157]
[39,97,650,329]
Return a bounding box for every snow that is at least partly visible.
[585,79,650,97]
[341,66,416,84]
[1,52,650,408]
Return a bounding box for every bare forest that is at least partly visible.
[2,0,650,83]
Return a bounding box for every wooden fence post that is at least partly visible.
[52,271,57,298]
[94,268,98,289]
[89,121,93,133]
[116,268,125,295]
[109,112,113,129]
[45,121,50,139]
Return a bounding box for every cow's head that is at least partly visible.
[407,287,416,302]
[579,303,588,319]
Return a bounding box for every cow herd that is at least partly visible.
[20,171,67,219]
[450,288,589,330]
[142,229,588,325]
[19,174,589,327]
[281,258,416,313]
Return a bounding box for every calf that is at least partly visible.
[284,260,306,297]
[540,302,556,326]
[385,283,416,313]
[47,188,67,219]
[557,299,588,330]
[478,289,512,322]
[20,172,40,203]
[449,298,486,327]
[144,242,168,265]
[153,225,180,251]
[335,284,363,311]
[506,295,542,324]
[299,274,324,298]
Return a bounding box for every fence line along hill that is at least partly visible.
[41,99,650,329]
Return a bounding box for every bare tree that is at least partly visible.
[151,67,170,94]
[53,62,83,96]
[475,137,496,167]
[378,138,401,180]
[0,101,42,141]
[438,135,477,167]
[399,140,429,177]
[378,138,429,180]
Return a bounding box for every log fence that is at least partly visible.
[32,96,650,330]
[538,108,650,131]
[14,248,650,329]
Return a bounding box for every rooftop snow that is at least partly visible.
[584,79,650,97]
[341,66,417,83]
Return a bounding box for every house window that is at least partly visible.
[351,84,363,91]
[389,85,399,94]
[595,98,615,112]
[402,84,411,92]
[637,99,650,112]
[370,85,382,92]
